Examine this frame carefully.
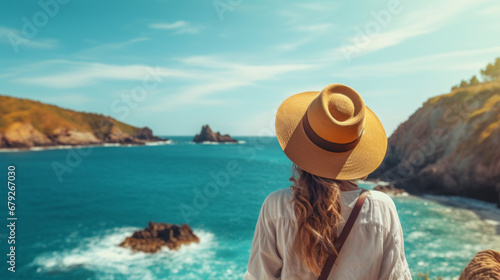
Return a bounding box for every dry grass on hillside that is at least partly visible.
[0,95,141,135]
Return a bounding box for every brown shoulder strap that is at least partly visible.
[317,189,370,280]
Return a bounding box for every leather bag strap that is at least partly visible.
[317,189,370,280]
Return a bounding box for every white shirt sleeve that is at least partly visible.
[377,199,412,280]
[244,196,283,280]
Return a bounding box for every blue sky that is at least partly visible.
[1,0,499,136]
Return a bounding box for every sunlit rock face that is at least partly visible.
[369,82,500,208]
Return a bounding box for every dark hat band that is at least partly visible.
[302,113,363,153]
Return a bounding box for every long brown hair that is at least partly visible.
[290,164,347,276]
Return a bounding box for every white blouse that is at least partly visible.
[243,188,412,280]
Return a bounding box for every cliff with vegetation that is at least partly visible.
[0,95,166,148]
[370,58,500,208]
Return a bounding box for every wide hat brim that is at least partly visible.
[275,90,387,180]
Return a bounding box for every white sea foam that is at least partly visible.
[423,195,500,211]
[103,143,122,147]
[30,227,231,279]
[0,140,175,153]
[195,140,245,145]
[484,219,500,226]
[0,145,77,153]
[145,140,173,146]
[354,179,369,184]
[406,231,427,241]
[0,148,22,152]
[201,141,220,145]
[33,145,75,150]
[29,146,48,151]
[354,180,385,188]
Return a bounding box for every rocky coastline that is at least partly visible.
[0,95,168,149]
[369,81,500,208]
[0,122,168,149]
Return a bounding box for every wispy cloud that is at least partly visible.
[331,0,484,59]
[75,37,150,58]
[274,23,334,52]
[295,2,337,11]
[149,21,204,34]
[0,26,59,51]
[273,3,336,52]
[275,38,314,51]
[145,56,316,110]
[12,60,193,88]
[178,55,314,73]
[8,56,315,100]
[296,24,334,33]
[83,37,149,51]
[478,3,500,16]
[333,46,500,77]
[276,1,336,26]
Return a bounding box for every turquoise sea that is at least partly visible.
[1,136,499,280]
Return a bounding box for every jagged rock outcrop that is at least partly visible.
[119,222,200,253]
[0,95,168,148]
[193,125,237,143]
[369,82,500,207]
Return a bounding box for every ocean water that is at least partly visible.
[0,136,499,280]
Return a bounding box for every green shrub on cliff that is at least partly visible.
[469,75,480,86]
[452,57,500,90]
[481,57,500,81]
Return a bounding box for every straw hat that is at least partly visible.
[275,83,387,180]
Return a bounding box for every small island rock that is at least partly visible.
[119,222,200,253]
[193,125,237,143]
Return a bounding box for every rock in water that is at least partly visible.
[119,222,200,253]
[193,125,237,143]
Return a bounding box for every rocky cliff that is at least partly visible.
[369,81,500,207]
[0,95,167,148]
[193,125,237,143]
